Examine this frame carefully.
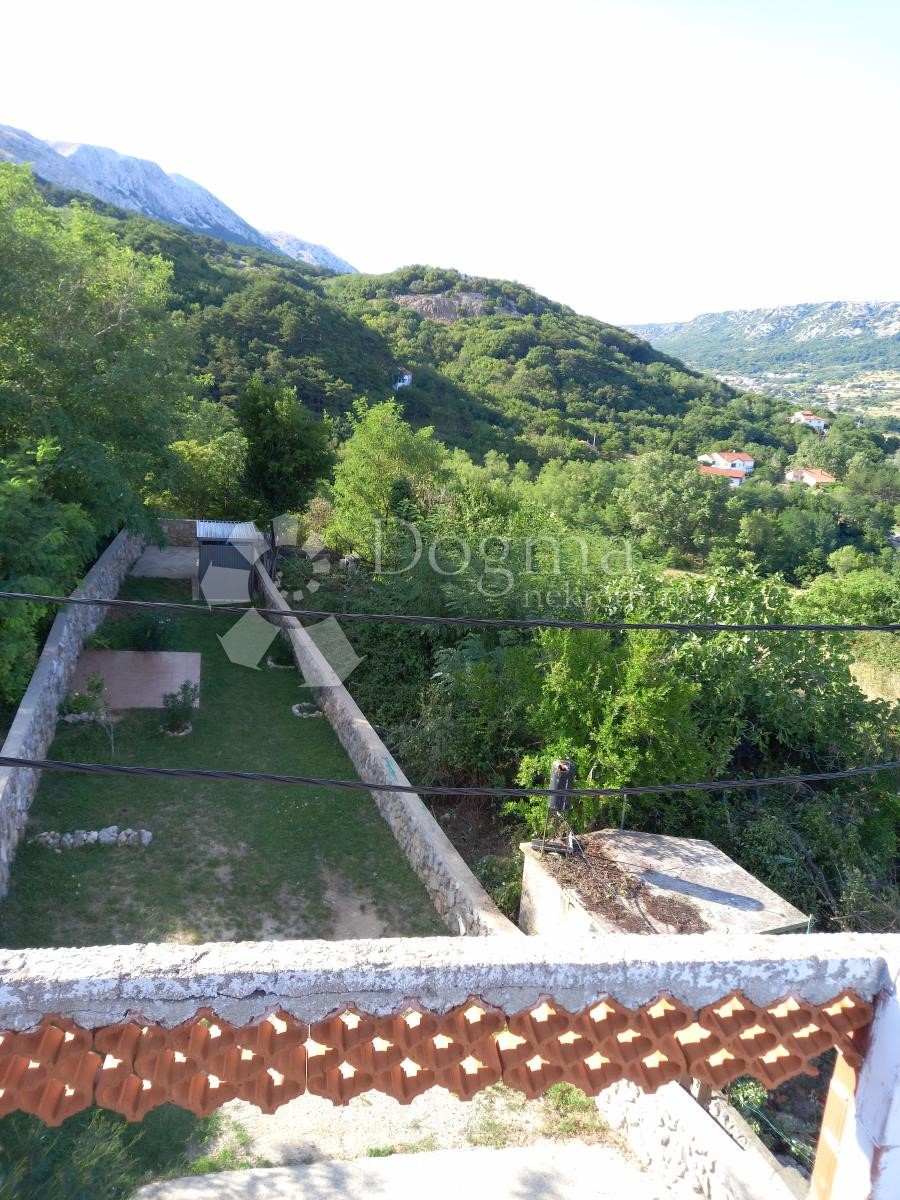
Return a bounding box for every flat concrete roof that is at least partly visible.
[524,829,809,936]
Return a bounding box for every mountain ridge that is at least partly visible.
[0,123,356,273]
[628,301,900,414]
[631,301,900,347]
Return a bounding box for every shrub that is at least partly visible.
[91,612,174,652]
[60,674,105,717]
[161,680,199,733]
[473,853,523,921]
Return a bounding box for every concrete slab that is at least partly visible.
[131,546,199,579]
[69,651,201,709]
[520,829,808,937]
[134,1142,662,1200]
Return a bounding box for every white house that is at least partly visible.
[393,368,413,390]
[697,450,755,472]
[698,465,748,488]
[785,467,838,487]
[790,410,828,431]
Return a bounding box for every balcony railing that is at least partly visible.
[0,932,897,1197]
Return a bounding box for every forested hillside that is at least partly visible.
[1,162,897,934]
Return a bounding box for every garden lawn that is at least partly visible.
[0,579,445,947]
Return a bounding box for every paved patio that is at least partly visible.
[130,546,199,579]
[135,1142,661,1200]
[69,651,201,709]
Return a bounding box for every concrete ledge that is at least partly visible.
[255,563,516,937]
[596,1079,801,1200]
[0,933,895,1030]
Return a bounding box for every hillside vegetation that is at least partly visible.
[1,162,897,934]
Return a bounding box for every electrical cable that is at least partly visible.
[0,589,897,634]
[0,754,896,799]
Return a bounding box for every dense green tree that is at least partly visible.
[0,164,188,537]
[615,452,733,559]
[237,378,334,520]
[0,165,189,703]
[0,444,95,703]
[327,400,447,560]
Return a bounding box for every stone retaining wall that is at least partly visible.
[159,518,197,546]
[0,530,144,894]
[255,563,517,936]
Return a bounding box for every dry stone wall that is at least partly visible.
[0,530,143,894]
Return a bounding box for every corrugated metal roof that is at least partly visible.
[196,521,263,541]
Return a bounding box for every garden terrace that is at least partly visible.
[0,578,444,947]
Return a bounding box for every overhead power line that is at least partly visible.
[0,755,896,800]
[0,590,897,635]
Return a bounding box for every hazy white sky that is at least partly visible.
[3,0,899,322]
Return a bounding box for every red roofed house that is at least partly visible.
[790,410,828,431]
[698,465,748,487]
[697,450,755,472]
[785,467,838,487]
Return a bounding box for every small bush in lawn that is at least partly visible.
[161,680,199,734]
[60,673,106,717]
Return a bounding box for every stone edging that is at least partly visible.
[30,827,153,849]
[255,563,517,936]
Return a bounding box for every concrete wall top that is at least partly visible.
[0,933,895,1030]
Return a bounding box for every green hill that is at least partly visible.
[37,179,754,463]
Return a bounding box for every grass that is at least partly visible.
[365,1133,440,1157]
[186,1116,270,1175]
[542,1083,608,1139]
[464,1083,612,1150]
[0,1105,223,1200]
[0,578,445,948]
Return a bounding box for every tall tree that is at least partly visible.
[237,377,334,519]
[326,400,446,561]
[0,165,189,704]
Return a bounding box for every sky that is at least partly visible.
[2,0,899,323]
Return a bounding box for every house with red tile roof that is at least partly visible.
[697,450,755,472]
[698,465,748,487]
[790,410,828,431]
[785,467,838,487]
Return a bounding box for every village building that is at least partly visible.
[697,450,755,472]
[698,465,748,487]
[785,467,838,487]
[791,409,828,431]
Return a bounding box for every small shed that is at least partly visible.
[197,521,269,602]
